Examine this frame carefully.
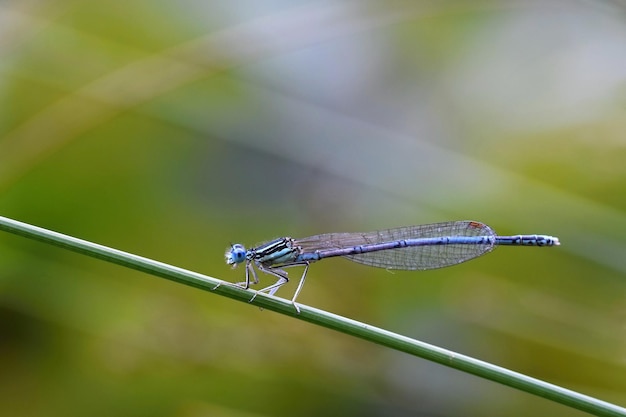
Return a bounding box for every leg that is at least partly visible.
[255,262,310,314]
[254,265,290,297]
[215,260,258,291]
[290,262,310,308]
[235,261,259,289]
[260,261,313,295]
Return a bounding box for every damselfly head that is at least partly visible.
[225,243,247,266]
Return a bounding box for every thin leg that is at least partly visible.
[253,261,310,314]
[255,261,309,295]
[254,265,289,297]
[290,262,310,308]
[213,260,250,291]
[218,261,260,292]
[250,262,260,285]
[235,262,258,288]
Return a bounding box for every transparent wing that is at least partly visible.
[295,220,496,270]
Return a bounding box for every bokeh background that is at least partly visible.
[1,1,625,416]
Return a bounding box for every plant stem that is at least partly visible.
[0,215,624,417]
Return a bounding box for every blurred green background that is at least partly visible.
[1,1,625,416]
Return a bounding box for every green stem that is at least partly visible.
[0,215,624,417]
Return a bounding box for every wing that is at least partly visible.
[295,220,495,270]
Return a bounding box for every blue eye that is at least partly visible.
[226,244,247,265]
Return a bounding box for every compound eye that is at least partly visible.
[226,244,247,265]
[233,245,246,262]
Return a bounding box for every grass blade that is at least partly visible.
[0,215,624,417]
